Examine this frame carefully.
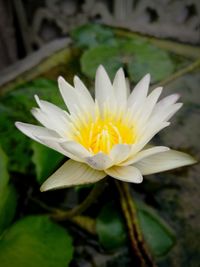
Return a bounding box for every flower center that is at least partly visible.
[72,107,135,154]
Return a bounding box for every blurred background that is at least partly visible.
[0,1,199,267]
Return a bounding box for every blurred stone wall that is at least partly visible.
[0,0,199,70]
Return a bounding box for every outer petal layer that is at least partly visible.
[105,165,143,183]
[40,159,106,191]
[134,149,196,175]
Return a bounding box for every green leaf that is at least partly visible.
[81,45,123,80]
[0,216,73,267]
[32,142,64,184]
[71,23,116,48]
[96,202,176,257]
[137,203,176,257]
[124,40,174,83]
[81,40,174,83]
[0,79,65,173]
[96,202,127,250]
[0,146,17,234]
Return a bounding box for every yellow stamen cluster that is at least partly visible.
[71,105,135,154]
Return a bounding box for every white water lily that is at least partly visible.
[15,66,196,191]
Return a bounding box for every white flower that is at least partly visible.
[15,66,196,191]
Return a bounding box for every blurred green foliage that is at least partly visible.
[0,216,73,267]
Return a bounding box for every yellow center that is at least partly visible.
[71,106,135,154]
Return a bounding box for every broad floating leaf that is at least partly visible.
[81,40,174,83]
[137,203,176,257]
[0,216,73,267]
[96,202,176,257]
[96,202,127,250]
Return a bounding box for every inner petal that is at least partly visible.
[70,105,136,154]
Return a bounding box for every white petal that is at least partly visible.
[95,65,115,110]
[73,76,94,110]
[154,93,180,112]
[128,74,150,110]
[164,103,183,121]
[31,107,71,137]
[119,146,169,166]
[15,122,72,157]
[15,122,60,142]
[150,102,182,124]
[136,87,163,126]
[113,68,127,107]
[110,144,131,164]
[134,149,197,175]
[136,121,170,150]
[105,165,143,183]
[58,76,83,115]
[40,160,106,191]
[60,141,91,160]
[85,152,113,170]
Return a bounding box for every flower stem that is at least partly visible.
[115,181,157,267]
[156,58,200,87]
[51,178,108,221]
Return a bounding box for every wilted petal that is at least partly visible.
[134,149,197,175]
[40,160,106,191]
[105,165,143,183]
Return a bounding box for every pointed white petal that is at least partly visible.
[40,160,106,191]
[15,122,74,157]
[113,68,127,106]
[135,87,163,127]
[73,75,94,113]
[165,103,183,121]
[134,149,197,175]
[154,94,180,112]
[110,144,131,164]
[31,108,71,138]
[60,141,91,159]
[148,103,183,126]
[95,65,115,110]
[119,146,169,166]
[85,152,113,170]
[15,122,60,142]
[105,165,143,183]
[128,74,150,110]
[58,76,79,113]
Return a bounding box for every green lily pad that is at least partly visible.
[96,202,127,250]
[81,40,174,83]
[0,216,73,267]
[96,202,176,257]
